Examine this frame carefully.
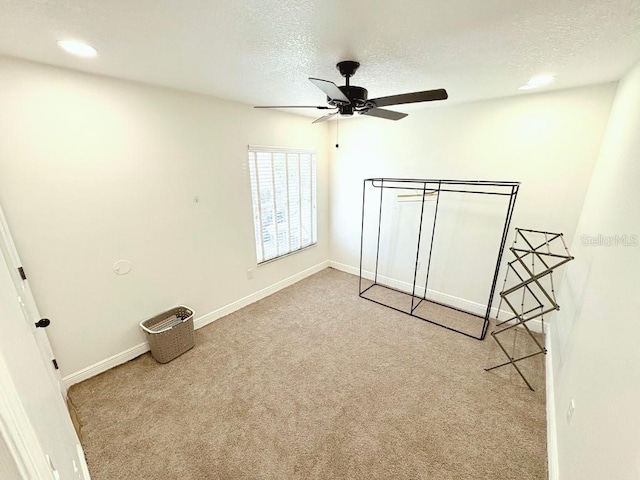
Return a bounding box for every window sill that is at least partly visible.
[257,243,317,266]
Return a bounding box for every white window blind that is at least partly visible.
[248,146,317,264]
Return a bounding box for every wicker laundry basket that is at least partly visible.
[140,306,194,363]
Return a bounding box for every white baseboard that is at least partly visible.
[193,260,329,330]
[64,259,543,388]
[329,260,545,334]
[62,342,149,389]
[63,260,330,388]
[546,334,559,480]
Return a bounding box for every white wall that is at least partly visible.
[0,56,329,377]
[329,84,616,311]
[551,60,640,479]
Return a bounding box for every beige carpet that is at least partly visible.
[69,268,547,479]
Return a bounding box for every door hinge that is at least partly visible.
[52,359,59,370]
[18,266,26,280]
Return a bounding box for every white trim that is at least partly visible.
[63,259,545,388]
[62,260,330,388]
[248,147,317,264]
[0,419,24,479]
[328,260,545,333]
[193,260,329,330]
[250,152,265,263]
[546,334,559,480]
[0,354,51,479]
[257,243,317,266]
[61,343,149,389]
[76,443,91,480]
[270,152,279,256]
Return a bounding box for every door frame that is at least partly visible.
[0,352,53,479]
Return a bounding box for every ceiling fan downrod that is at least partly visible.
[337,60,360,87]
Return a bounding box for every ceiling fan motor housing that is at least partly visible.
[332,61,368,114]
[327,85,369,115]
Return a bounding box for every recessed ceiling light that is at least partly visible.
[518,74,556,91]
[57,40,97,58]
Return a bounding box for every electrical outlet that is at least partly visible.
[247,268,254,280]
[566,399,576,424]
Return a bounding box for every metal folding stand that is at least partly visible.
[359,178,520,340]
[485,228,574,390]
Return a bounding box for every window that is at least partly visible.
[248,146,317,264]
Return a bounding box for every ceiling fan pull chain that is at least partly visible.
[336,114,339,148]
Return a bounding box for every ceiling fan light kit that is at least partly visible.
[255,60,448,123]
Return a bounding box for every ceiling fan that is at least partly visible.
[255,60,448,123]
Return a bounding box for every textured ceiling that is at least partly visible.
[1,0,639,116]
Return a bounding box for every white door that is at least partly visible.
[0,234,90,479]
[0,204,90,479]
[0,207,63,398]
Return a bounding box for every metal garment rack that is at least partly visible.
[359,178,520,340]
[485,228,574,390]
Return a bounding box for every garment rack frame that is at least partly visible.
[358,178,520,340]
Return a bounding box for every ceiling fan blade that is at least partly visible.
[361,108,408,121]
[312,111,338,124]
[369,88,448,108]
[309,78,350,104]
[254,105,332,109]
